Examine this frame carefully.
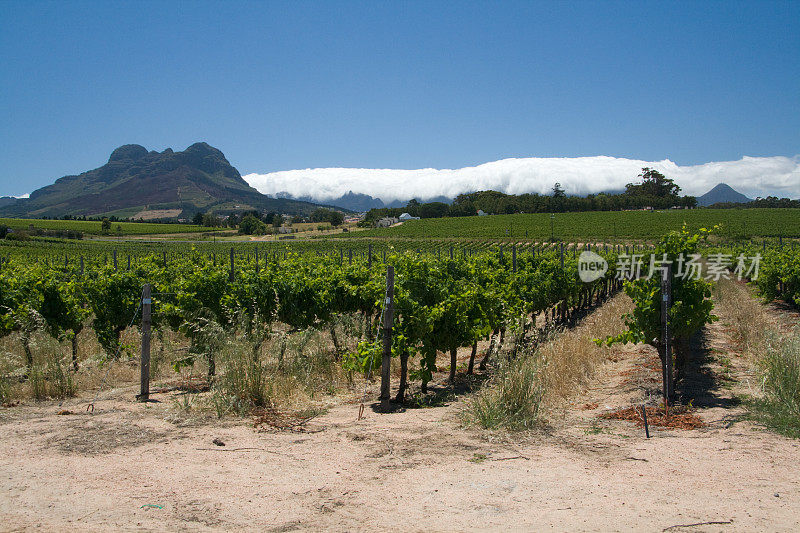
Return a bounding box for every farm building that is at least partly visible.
[376,216,399,227]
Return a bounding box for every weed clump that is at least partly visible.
[463,351,546,430]
[750,329,800,438]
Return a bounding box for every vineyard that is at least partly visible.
[342,208,800,240]
[0,241,623,407]
[2,226,800,531]
[0,218,209,236]
[0,234,641,266]
[2,225,799,405]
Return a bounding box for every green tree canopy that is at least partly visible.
[625,167,681,198]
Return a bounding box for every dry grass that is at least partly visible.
[713,278,771,357]
[463,294,632,430]
[193,325,362,419]
[0,326,143,404]
[539,294,631,408]
[713,277,800,439]
[0,318,361,416]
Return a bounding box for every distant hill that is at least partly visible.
[0,143,325,218]
[275,190,452,212]
[384,196,453,209]
[0,196,18,209]
[298,191,385,212]
[698,183,752,206]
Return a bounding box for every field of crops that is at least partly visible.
[715,241,800,308]
[343,208,800,241]
[0,234,648,268]
[0,218,208,236]
[0,241,619,403]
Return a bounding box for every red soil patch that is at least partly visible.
[601,405,705,430]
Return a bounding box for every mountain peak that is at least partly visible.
[3,142,323,218]
[698,183,751,206]
[108,144,148,163]
[184,142,221,157]
[707,183,737,193]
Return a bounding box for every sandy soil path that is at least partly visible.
[1,293,799,532]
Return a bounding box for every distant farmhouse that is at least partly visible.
[376,216,398,227]
[399,212,420,221]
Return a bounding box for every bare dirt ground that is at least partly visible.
[2,293,799,532]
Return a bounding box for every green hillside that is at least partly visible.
[342,208,800,241]
[0,218,209,236]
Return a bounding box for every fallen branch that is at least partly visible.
[663,520,733,531]
[491,455,529,462]
[194,447,298,459]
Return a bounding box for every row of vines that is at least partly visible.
[0,245,621,405]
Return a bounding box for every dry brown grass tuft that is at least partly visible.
[539,294,632,408]
[464,293,633,430]
[713,277,771,357]
[713,278,800,439]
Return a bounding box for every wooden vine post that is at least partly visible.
[229,247,235,282]
[380,266,395,412]
[138,284,152,402]
[661,263,673,412]
[512,244,517,272]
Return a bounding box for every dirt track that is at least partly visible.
[2,295,799,532]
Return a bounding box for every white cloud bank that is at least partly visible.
[243,155,800,204]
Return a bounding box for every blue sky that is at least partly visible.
[1,0,798,198]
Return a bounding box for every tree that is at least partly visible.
[310,209,326,223]
[202,213,221,227]
[239,214,267,235]
[551,182,566,212]
[192,212,204,225]
[328,210,344,227]
[419,202,449,219]
[0,225,8,239]
[625,168,681,198]
[101,218,111,233]
[406,199,421,217]
[309,208,344,227]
